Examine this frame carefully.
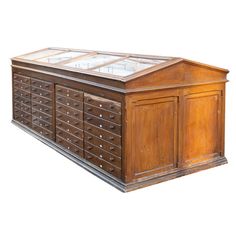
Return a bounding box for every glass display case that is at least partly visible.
[17,48,169,78]
[12,47,229,192]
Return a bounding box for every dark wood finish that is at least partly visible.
[11,48,229,192]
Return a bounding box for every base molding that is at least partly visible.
[12,120,228,192]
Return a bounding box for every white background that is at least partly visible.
[0,1,235,235]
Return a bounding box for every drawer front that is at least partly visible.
[84,143,121,168]
[56,103,83,119]
[13,74,30,84]
[56,95,83,111]
[15,115,31,127]
[56,112,83,130]
[84,113,121,135]
[14,101,31,113]
[56,130,83,148]
[32,124,53,139]
[84,103,121,124]
[32,116,53,131]
[56,136,83,158]
[32,94,52,107]
[84,93,121,114]
[14,95,31,106]
[32,109,52,123]
[31,87,53,99]
[14,109,31,121]
[56,85,83,101]
[85,151,121,179]
[31,78,53,90]
[84,123,121,146]
[32,102,52,115]
[84,132,121,157]
[56,120,83,137]
[14,81,31,91]
[14,89,31,99]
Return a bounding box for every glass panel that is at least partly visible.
[19,49,63,60]
[65,54,121,69]
[94,57,166,77]
[36,51,86,64]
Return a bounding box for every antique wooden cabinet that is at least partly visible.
[11,48,228,191]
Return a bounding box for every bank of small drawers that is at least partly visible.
[56,85,84,158]
[31,78,53,139]
[13,74,32,127]
[84,93,122,179]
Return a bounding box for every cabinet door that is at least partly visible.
[128,96,178,179]
[181,90,222,166]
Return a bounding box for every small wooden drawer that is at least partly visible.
[13,74,30,84]
[84,113,121,135]
[14,115,31,127]
[32,94,52,107]
[84,103,121,124]
[56,130,83,148]
[32,124,53,139]
[56,120,83,137]
[32,102,52,114]
[32,109,52,123]
[56,136,83,158]
[85,151,121,179]
[84,93,121,114]
[14,95,31,106]
[32,116,52,130]
[56,95,83,111]
[14,89,30,99]
[31,78,53,91]
[14,101,31,113]
[14,81,31,91]
[84,143,121,168]
[84,123,121,146]
[14,109,31,121]
[31,87,53,99]
[56,112,83,129]
[85,132,121,157]
[56,85,83,101]
[56,103,83,119]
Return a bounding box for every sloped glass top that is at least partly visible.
[94,57,166,76]
[36,51,86,64]
[19,49,63,60]
[65,54,121,69]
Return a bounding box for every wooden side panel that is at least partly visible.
[181,90,222,166]
[124,90,179,181]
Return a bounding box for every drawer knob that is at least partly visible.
[109,125,115,129]
[87,146,93,150]
[109,157,115,162]
[110,147,115,151]
[99,164,103,168]
[86,117,92,121]
[67,103,70,106]
[87,107,92,111]
[108,136,114,141]
[87,136,92,140]
[109,115,115,119]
